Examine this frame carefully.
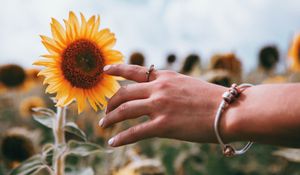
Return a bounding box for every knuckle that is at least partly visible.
[130,65,142,74]
[151,96,168,107]
[118,103,128,113]
[160,70,177,77]
[119,85,128,94]
[114,64,122,70]
[155,80,171,90]
[129,127,137,136]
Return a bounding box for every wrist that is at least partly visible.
[211,85,237,143]
[214,83,255,156]
[217,87,252,144]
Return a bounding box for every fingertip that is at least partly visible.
[99,118,104,127]
[108,137,116,147]
[103,65,111,72]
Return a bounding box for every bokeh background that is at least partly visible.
[1,0,300,175]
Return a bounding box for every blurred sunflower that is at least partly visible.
[19,96,46,118]
[34,11,123,113]
[289,34,300,72]
[210,53,242,83]
[1,127,39,169]
[0,64,30,92]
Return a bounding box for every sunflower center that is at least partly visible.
[62,39,104,89]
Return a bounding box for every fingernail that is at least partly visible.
[103,65,111,72]
[108,137,115,146]
[99,118,104,127]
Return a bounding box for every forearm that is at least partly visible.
[224,84,300,147]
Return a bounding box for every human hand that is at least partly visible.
[99,64,232,147]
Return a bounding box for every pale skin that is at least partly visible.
[99,64,300,148]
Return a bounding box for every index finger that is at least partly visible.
[103,64,157,82]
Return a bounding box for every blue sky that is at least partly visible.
[0,0,299,72]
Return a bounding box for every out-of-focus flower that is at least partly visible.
[113,149,165,175]
[209,53,242,83]
[19,96,46,118]
[129,52,145,66]
[180,54,201,77]
[1,127,39,169]
[34,11,123,113]
[0,64,30,92]
[288,33,300,72]
[259,45,279,71]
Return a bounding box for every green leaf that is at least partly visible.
[32,108,55,128]
[67,140,111,157]
[65,122,87,141]
[9,155,44,175]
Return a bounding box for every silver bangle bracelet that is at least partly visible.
[214,83,254,157]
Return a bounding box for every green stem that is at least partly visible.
[53,106,66,175]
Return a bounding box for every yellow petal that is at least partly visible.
[86,15,96,38]
[95,29,113,43]
[99,38,116,50]
[76,89,86,114]
[40,54,61,61]
[33,59,58,67]
[45,81,63,93]
[85,89,98,111]
[80,13,87,38]
[91,88,107,109]
[64,19,75,43]
[89,15,100,39]
[40,35,63,55]
[51,18,67,46]
[103,50,124,64]
[69,11,80,37]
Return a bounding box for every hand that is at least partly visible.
[99,64,231,147]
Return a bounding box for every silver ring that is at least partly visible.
[146,64,155,82]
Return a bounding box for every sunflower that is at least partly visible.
[0,64,26,88]
[34,12,123,113]
[1,127,38,169]
[289,33,300,72]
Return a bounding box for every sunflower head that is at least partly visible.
[1,128,36,168]
[19,96,46,118]
[289,34,300,72]
[180,54,201,74]
[210,53,242,74]
[34,11,123,113]
[129,52,145,66]
[166,53,176,64]
[0,64,26,88]
[259,45,279,71]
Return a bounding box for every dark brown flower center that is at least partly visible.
[61,39,104,89]
[0,64,26,87]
